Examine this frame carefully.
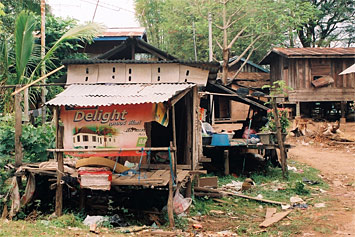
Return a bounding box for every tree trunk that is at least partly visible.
[221,1,229,85]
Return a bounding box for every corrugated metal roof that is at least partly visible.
[273,47,355,57]
[260,47,355,64]
[98,27,146,37]
[46,83,194,107]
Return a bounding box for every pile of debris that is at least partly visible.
[291,118,355,144]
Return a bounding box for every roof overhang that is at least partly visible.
[46,83,194,107]
[206,83,269,111]
[260,47,355,65]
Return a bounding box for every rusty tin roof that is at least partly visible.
[260,47,355,64]
[46,83,194,107]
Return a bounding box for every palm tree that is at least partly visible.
[0,10,104,113]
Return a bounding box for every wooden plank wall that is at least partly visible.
[285,58,355,90]
[271,56,355,102]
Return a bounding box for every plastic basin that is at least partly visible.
[211,134,230,146]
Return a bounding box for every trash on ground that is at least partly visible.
[209,210,225,215]
[192,223,203,229]
[83,215,108,226]
[302,177,320,185]
[242,178,255,191]
[290,196,304,204]
[314,203,326,208]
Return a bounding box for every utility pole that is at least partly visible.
[208,12,212,62]
[192,21,197,61]
[41,0,46,124]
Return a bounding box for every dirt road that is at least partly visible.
[288,134,355,236]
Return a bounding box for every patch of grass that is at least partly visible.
[49,214,86,229]
[314,226,332,234]
[188,161,330,235]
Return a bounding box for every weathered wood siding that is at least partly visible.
[271,57,355,102]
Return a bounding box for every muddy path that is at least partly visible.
[288,137,355,236]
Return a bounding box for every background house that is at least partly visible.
[212,57,269,123]
[78,27,147,58]
[260,48,355,121]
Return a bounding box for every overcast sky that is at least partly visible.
[47,0,140,28]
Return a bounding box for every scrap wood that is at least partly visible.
[259,210,292,228]
[194,192,224,198]
[195,187,286,205]
[118,225,148,233]
[265,207,277,219]
[229,193,287,206]
[149,230,177,236]
[148,214,162,226]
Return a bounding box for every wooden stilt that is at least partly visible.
[340,101,346,124]
[55,107,64,216]
[224,150,229,175]
[167,143,176,227]
[296,102,301,118]
[79,189,86,211]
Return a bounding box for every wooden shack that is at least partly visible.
[260,48,355,119]
[44,38,219,225]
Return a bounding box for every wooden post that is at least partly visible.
[172,106,178,168]
[340,101,346,124]
[15,86,23,167]
[167,143,175,228]
[296,102,301,118]
[79,189,86,211]
[55,107,64,216]
[224,150,229,175]
[192,86,198,169]
[272,98,288,178]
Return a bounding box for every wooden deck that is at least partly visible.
[111,169,191,186]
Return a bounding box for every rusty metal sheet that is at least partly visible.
[99,27,146,37]
[273,47,355,57]
[46,83,194,107]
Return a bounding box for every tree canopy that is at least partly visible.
[135,0,317,83]
[135,0,317,63]
[297,0,355,47]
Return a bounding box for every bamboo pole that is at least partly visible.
[47,147,176,152]
[11,65,65,96]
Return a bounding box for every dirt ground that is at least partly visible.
[288,122,355,236]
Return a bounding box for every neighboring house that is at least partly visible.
[78,27,147,58]
[260,47,355,120]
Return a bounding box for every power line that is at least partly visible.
[92,0,100,22]
[78,0,135,13]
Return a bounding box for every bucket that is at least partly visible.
[211,134,230,146]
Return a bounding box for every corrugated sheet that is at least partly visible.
[260,47,355,64]
[46,83,194,107]
[274,47,355,57]
[99,27,146,37]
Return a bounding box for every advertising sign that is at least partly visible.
[60,104,155,155]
